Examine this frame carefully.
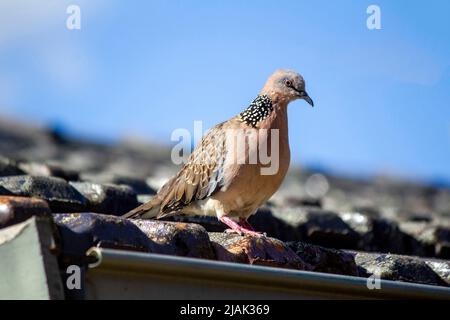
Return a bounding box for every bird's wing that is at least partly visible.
[123,123,227,219]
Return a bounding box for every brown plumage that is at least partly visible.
[123,69,314,235]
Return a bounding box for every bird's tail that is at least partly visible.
[122,198,160,219]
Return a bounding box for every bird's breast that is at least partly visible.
[214,109,291,215]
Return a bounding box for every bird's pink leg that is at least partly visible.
[219,216,263,237]
[239,217,255,231]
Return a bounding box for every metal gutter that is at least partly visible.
[0,217,64,300]
[85,247,450,300]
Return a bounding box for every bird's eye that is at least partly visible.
[285,80,292,87]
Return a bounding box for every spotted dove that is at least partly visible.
[124,69,314,236]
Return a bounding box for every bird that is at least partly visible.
[123,69,314,236]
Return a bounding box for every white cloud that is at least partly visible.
[0,0,107,104]
[0,0,107,44]
[0,0,58,46]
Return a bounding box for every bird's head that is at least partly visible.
[261,69,314,107]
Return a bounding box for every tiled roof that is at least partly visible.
[0,117,450,299]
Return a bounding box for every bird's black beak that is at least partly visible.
[299,90,314,107]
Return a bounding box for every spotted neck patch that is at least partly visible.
[239,95,273,128]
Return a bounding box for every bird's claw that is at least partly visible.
[225,228,241,235]
[224,228,266,237]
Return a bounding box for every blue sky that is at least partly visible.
[0,0,449,182]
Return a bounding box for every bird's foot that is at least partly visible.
[224,228,242,235]
[239,217,255,231]
[225,228,265,237]
[220,216,265,237]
